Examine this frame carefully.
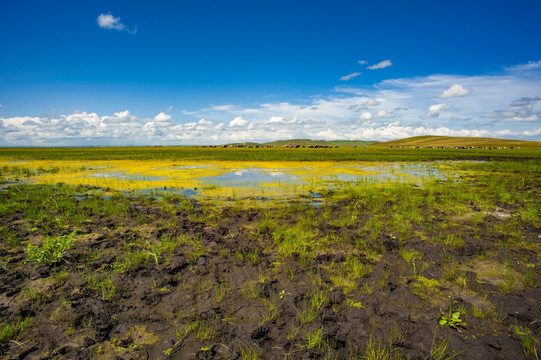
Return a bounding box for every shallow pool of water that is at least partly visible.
[89,172,165,181]
[200,168,300,187]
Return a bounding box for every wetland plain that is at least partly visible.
[0,144,540,359]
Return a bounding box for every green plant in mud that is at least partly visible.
[260,295,281,324]
[21,280,46,303]
[0,225,21,247]
[214,281,231,304]
[412,276,441,299]
[272,222,323,259]
[239,343,262,360]
[328,255,373,294]
[195,320,217,341]
[84,271,117,301]
[295,301,319,325]
[243,281,263,299]
[427,328,462,360]
[512,325,539,359]
[522,263,540,288]
[305,325,327,350]
[175,319,199,343]
[308,287,329,310]
[185,235,207,263]
[401,248,424,276]
[346,298,365,309]
[438,309,463,330]
[438,298,464,330]
[113,244,150,273]
[0,315,32,343]
[236,248,261,265]
[257,210,279,234]
[26,231,76,265]
[362,334,403,360]
[364,216,384,242]
[437,232,464,249]
[145,240,161,265]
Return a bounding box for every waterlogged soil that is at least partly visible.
[0,182,540,359]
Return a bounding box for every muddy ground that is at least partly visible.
[0,183,540,359]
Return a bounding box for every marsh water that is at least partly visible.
[3,160,464,199]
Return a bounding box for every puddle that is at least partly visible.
[138,188,198,196]
[89,172,165,181]
[200,168,300,187]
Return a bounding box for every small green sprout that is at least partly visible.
[438,309,463,330]
[279,290,291,299]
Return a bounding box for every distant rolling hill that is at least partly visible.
[373,135,541,148]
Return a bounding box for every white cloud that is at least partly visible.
[362,99,380,107]
[423,104,451,118]
[436,84,472,99]
[198,118,214,126]
[374,110,394,119]
[339,72,362,81]
[212,105,236,111]
[153,112,172,122]
[483,97,541,122]
[522,128,541,136]
[367,60,392,70]
[97,13,137,34]
[0,104,3,109]
[268,116,284,123]
[360,110,394,121]
[359,112,372,121]
[358,60,367,65]
[102,110,138,124]
[229,116,248,127]
[506,59,541,71]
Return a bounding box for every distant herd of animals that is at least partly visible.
[194,144,518,150]
[196,144,342,148]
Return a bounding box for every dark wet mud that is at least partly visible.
[0,180,540,359]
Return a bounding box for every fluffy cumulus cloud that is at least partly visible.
[423,104,451,118]
[359,112,372,121]
[359,110,394,121]
[229,116,248,127]
[367,60,392,70]
[153,112,172,123]
[436,84,472,99]
[374,110,394,119]
[198,118,214,126]
[102,110,138,124]
[339,72,362,81]
[97,13,137,34]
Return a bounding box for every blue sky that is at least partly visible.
[1,0,541,145]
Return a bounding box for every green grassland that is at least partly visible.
[1,136,540,162]
[0,138,540,359]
